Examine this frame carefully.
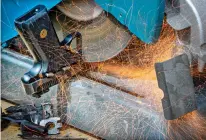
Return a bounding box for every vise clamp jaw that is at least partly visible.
[15,5,83,97]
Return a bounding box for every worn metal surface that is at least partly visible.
[1,49,206,139]
[166,0,206,72]
[155,54,196,120]
[1,49,166,139]
[1,50,58,105]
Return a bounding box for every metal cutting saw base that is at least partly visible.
[1,49,206,139]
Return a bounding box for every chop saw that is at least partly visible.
[1,0,206,139]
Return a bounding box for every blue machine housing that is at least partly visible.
[95,0,165,43]
[1,0,165,44]
[1,0,61,44]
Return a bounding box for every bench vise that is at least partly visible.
[15,5,83,97]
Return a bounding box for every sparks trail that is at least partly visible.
[167,111,206,140]
[3,4,206,139]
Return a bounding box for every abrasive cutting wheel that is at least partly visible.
[55,0,132,62]
[57,0,103,21]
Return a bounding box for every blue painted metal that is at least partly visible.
[95,0,165,43]
[1,0,165,44]
[1,0,61,44]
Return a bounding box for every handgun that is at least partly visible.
[14,5,83,97]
